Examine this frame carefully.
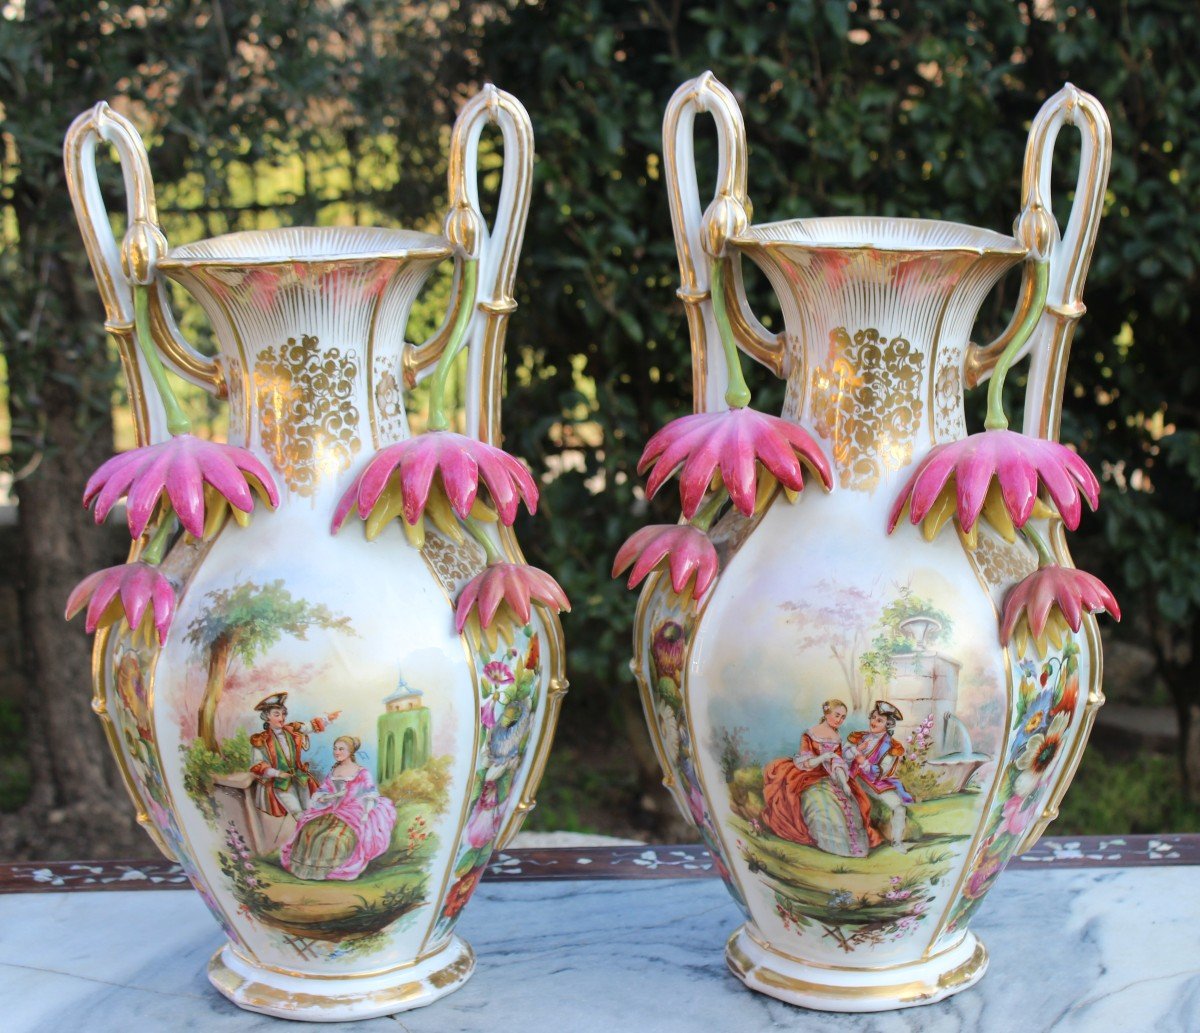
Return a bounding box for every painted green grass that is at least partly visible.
[247,800,439,939]
[734,793,980,931]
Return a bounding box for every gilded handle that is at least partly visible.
[974,86,1110,856]
[964,84,1111,443]
[402,85,533,447]
[64,102,224,447]
[663,73,785,413]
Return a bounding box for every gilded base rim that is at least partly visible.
[725,925,987,1013]
[207,937,475,1023]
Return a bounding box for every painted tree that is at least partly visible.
[781,580,885,712]
[185,579,353,751]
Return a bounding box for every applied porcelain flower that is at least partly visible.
[1000,564,1120,654]
[454,562,570,632]
[888,429,1099,541]
[638,408,833,520]
[612,524,720,598]
[85,435,279,539]
[332,431,538,533]
[65,562,175,642]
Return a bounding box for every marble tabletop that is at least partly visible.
[2,852,1198,1032]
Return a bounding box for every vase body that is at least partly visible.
[642,79,1111,1011]
[66,93,563,1021]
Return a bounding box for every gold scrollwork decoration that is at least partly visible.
[253,335,362,497]
[810,328,925,491]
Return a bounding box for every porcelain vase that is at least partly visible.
[64,88,567,1021]
[626,74,1114,1011]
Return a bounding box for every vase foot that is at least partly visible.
[207,936,475,1022]
[725,924,987,1013]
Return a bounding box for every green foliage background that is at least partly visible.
[1,0,1197,839]
[474,0,1200,798]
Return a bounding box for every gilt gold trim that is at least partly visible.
[662,73,783,412]
[677,574,756,911]
[631,570,697,823]
[90,623,175,860]
[964,84,1111,435]
[415,543,484,956]
[920,530,1016,957]
[1016,519,1106,853]
[727,932,987,1004]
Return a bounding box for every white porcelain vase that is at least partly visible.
[64,88,566,1021]
[631,74,1112,1011]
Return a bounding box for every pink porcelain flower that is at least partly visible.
[888,429,1099,539]
[1000,565,1120,651]
[85,435,279,539]
[65,562,175,642]
[612,524,719,598]
[332,431,538,532]
[455,562,570,632]
[639,408,833,519]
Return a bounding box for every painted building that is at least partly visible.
[882,616,988,792]
[377,674,431,784]
[883,616,963,755]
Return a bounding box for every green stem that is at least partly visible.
[984,260,1050,431]
[427,259,479,433]
[690,487,729,532]
[141,511,177,566]
[134,285,191,436]
[1021,521,1056,568]
[709,259,752,410]
[463,513,502,565]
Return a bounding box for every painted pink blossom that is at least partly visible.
[1001,792,1038,838]
[465,781,503,849]
[888,429,1099,537]
[65,562,175,642]
[455,562,570,632]
[612,524,720,598]
[84,435,279,539]
[480,696,498,730]
[483,661,515,686]
[332,431,538,531]
[638,408,833,519]
[1000,565,1120,646]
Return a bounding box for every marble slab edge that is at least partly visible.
[1,833,1197,895]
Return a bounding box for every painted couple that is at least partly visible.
[761,699,914,858]
[248,692,397,881]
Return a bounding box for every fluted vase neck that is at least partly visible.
[160,226,450,504]
[734,217,1026,493]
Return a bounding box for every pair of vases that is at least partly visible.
[64,74,1115,1019]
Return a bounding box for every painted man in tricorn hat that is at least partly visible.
[249,692,341,819]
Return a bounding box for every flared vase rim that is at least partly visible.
[731,216,1026,259]
[159,225,453,271]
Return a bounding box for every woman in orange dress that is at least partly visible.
[761,699,881,858]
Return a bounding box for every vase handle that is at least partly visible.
[402,85,533,447]
[64,103,225,446]
[964,85,1111,443]
[663,73,786,414]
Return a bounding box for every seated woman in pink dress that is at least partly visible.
[281,735,397,881]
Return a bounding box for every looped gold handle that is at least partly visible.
[402,85,533,447]
[964,85,1111,443]
[663,73,785,413]
[64,102,225,446]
